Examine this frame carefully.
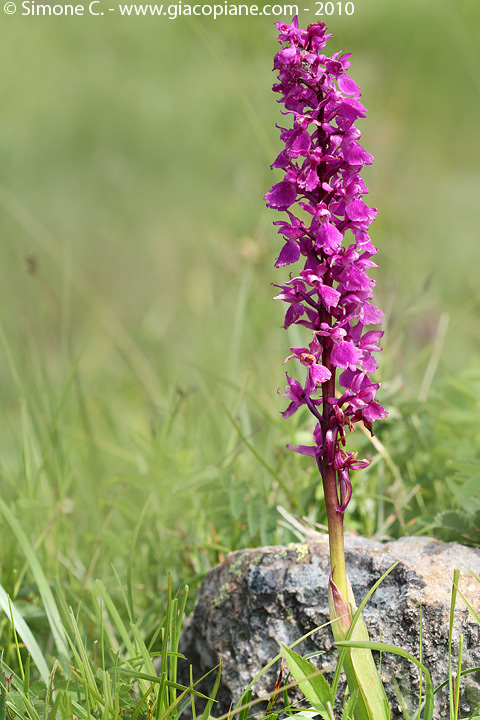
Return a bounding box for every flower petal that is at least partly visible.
[265,180,297,210]
[331,341,363,370]
[275,240,301,267]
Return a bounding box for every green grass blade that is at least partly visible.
[131,683,156,720]
[335,641,434,720]
[456,587,480,625]
[155,684,194,720]
[238,688,252,720]
[0,497,69,667]
[24,655,30,698]
[116,669,212,701]
[222,404,300,511]
[47,688,61,720]
[67,666,114,719]
[33,351,82,490]
[199,661,221,720]
[418,603,423,718]
[434,667,480,696]
[0,585,50,684]
[93,580,136,658]
[449,570,460,720]
[342,689,359,720]
[130,624,157,676]
[0,678,6,720]
[8,596,25,682]
[44,660,58,720]
[67,608,99,696]
[454,634,463,720]
[127,494,152,622]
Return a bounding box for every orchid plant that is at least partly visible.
[265,17,390,719]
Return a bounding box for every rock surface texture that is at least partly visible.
[181,536,480,719]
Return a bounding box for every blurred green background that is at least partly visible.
[1,0,480,654]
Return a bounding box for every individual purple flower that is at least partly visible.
[286,422,323,457]
[284,340,331,389]
[279,373,323,419]
[266,16,387,516]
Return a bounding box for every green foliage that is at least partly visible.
[342,691,359,720]
[0,579,219,720]
[282,570,480,720]
[281,646,334,719]
[336,640,435,720]
[330,369,480,542]
[328,584,390,720]
[1,239,480,716]
[429,462,480,544]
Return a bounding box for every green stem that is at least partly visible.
[319,321,348,604]
[322,462,348,601]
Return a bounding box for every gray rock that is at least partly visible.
[181,536,480,719]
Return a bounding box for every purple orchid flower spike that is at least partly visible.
[265,14,386,536]
[266,17,391,718]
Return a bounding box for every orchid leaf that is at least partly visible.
[336,641,434,720]
[281,646,333,720]
[329,578,390,720]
